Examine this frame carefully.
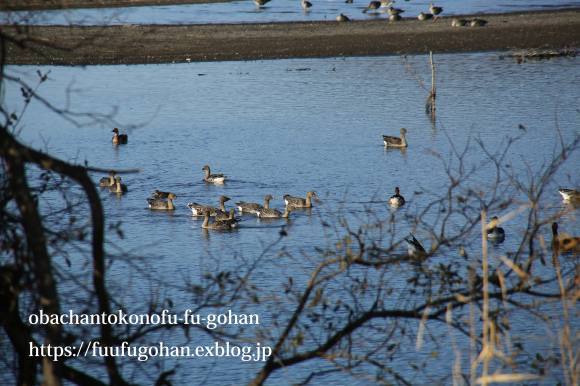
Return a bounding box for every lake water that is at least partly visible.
[2,0,580,25]
[4,52,579,384]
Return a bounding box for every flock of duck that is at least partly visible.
[251,0,487,26]
[101,128,579,257]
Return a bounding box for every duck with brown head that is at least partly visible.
[112,128,128,145]
[202,165,226,184]
[236,194,273,215]
[202,212,235,230]
[187,195,230,217]
[383,128,408,148]
[284,191,317,208]
[147,193,176,210]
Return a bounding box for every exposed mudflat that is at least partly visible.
[3,9,579,65]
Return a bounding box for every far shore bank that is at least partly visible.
[0,0,233,11]
[3,9,579,65]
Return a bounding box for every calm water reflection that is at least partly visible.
[5,52,579,384]
[2,0,580,25]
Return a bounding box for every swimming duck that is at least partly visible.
[417,12,433,21]
[388,187,405,208]
[336,13,351,22]
[429,3,442,17]
[383,128,408,148]
[202,165,226,184]
[215,209,240,227]
[301,0,312,10]
[405,233,426,258]
[254,0,270,7]
[201,212,234,230]
[345,0,353,3]
[387,6,404,16]
[256,206,292,219]
[362,1,381,13]
[109,176,128,194]
[112,128,128,145]
[451,18,468,27]
[99,171,116,187]
[284,191,317,208]
[486,216,505,243]
[469,18,487,27]
[236,194,273,215]
[552,222,580,254]
[187,195,230,217]
[147,193,176,210]
[150,189,173,199]
[380,0,393,7]
[558,188,580,202]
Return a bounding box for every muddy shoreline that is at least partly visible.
[3,9,579,65]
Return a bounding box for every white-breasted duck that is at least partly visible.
[187,195,230,217]
[418,12,433,21]
[301,0,312,10]
[236,194,273,215]
[254,0,270,7]
[202,165,226,184]
[405,234,426,258]
[284,191,317,208]
[470,18,487,27]
[112,128,128,145]
[336,13,351,22]
[109,176,128,194]
[388,187,405,208]
[148,193,176,210]
[486,216,505,243]
[383,128,408,148]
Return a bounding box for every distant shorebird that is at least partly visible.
[254,0,271,7]
[301,0,312,10]
[336,13,351,21]
[418,12,433,21]
[362,1,381,13]
[387,6,404,16]
[389,14,401,21]
[470,18,487,27]
[429,3,442,19]
[451,18,468,27]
